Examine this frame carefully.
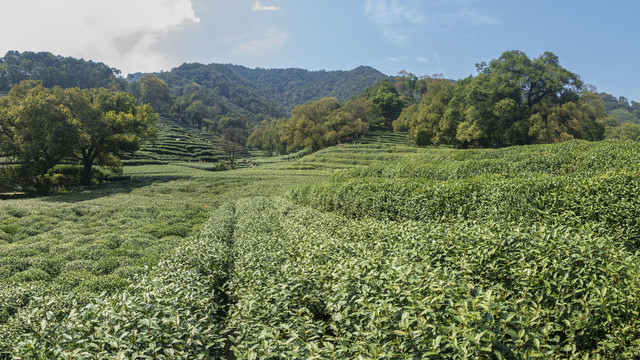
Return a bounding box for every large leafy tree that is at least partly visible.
[396,51,611,148]
[248,97,379,155]
[133,74,173,114]
[0,81,78,192]
[64,87,158,185]
[0,81,158,192]
[393,78,456,145]
[247,120,283,156]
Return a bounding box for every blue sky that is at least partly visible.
[1,0,639,101]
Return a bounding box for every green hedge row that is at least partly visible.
[291,142,640,250]
[225,197,640,358]
[9,203,237,359]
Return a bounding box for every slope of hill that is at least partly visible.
[151,63,388,117]
[225,64,389,113]
[0,51,125,91]
[4,140,640,358]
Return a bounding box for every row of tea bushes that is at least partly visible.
[225,197,640,358]
[332,140,640,181]
[291,144,640,250]
[9,196,640,358]
[9,203,237,359]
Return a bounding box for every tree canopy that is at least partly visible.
[394,51,612,147]
[0,81,157,193]
[248,97,380,155]
[0,51,125,92]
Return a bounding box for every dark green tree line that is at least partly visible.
[0,51,125,92]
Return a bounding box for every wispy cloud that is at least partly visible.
[252,1,281,11]
[233,27,288,55]
[365,0,424,25]
[438,11,499,28]
[365,0,423,45]
[364,0,498,45]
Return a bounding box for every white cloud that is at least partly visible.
[416,57,428,63]
[233,27,288,56]
[0,0,200,75]
[252,1,281,11]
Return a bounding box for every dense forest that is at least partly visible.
[394,51,611,147]
[0,51,125,92]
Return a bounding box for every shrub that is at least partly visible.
[9,269,50,283]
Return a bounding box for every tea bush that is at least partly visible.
[291,141,640,250]
[226,197,640,358]
[12,203,237,359]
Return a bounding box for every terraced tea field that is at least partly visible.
[2,139,640,358]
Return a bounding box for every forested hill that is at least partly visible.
[1,51,388,119]
[150,63,388,116]
[224,65,389,113]
[0,51,125,91]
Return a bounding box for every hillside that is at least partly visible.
[0,51,125,91]
[3,140,640,358]
[150,63,388,117]
[224,64,389,113]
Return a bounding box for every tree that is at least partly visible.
[64,87,158,185]
[606,121,640,141]
[396,51,610,148]
[0,81,158,192]
[361,79,403,127]
[0,81,78,193]
[247,120,282,156]
[265,97,379,154]
[136,75,173,114]
[393,79,456,145]
[220,127,246,169]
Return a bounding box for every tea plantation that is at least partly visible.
[2,139,640,358]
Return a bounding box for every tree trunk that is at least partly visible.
[80,150,94,186]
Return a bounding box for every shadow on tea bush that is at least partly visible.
[112,265,147,280]
[62,259,96,273]
[54,271,95,289]
[94,256,132,275]
[142,222,190,239]
[77,274,130,294]
[29,257,65,277]
[9,269,51,283]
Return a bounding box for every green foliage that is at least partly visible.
[12,203,237,358]
[361,79,404,127]
[253,97,378,155]
[225,64,388,114]
[606,121,640,141]
[0,51,125,92]
[228,197,640,358]
[132,75,174,115]
[292,140,640,250]
[599,92,640,124]
[395,51,612,148]
[4,132,640,358]
[0,81,158,191]
[394,78,456,145]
